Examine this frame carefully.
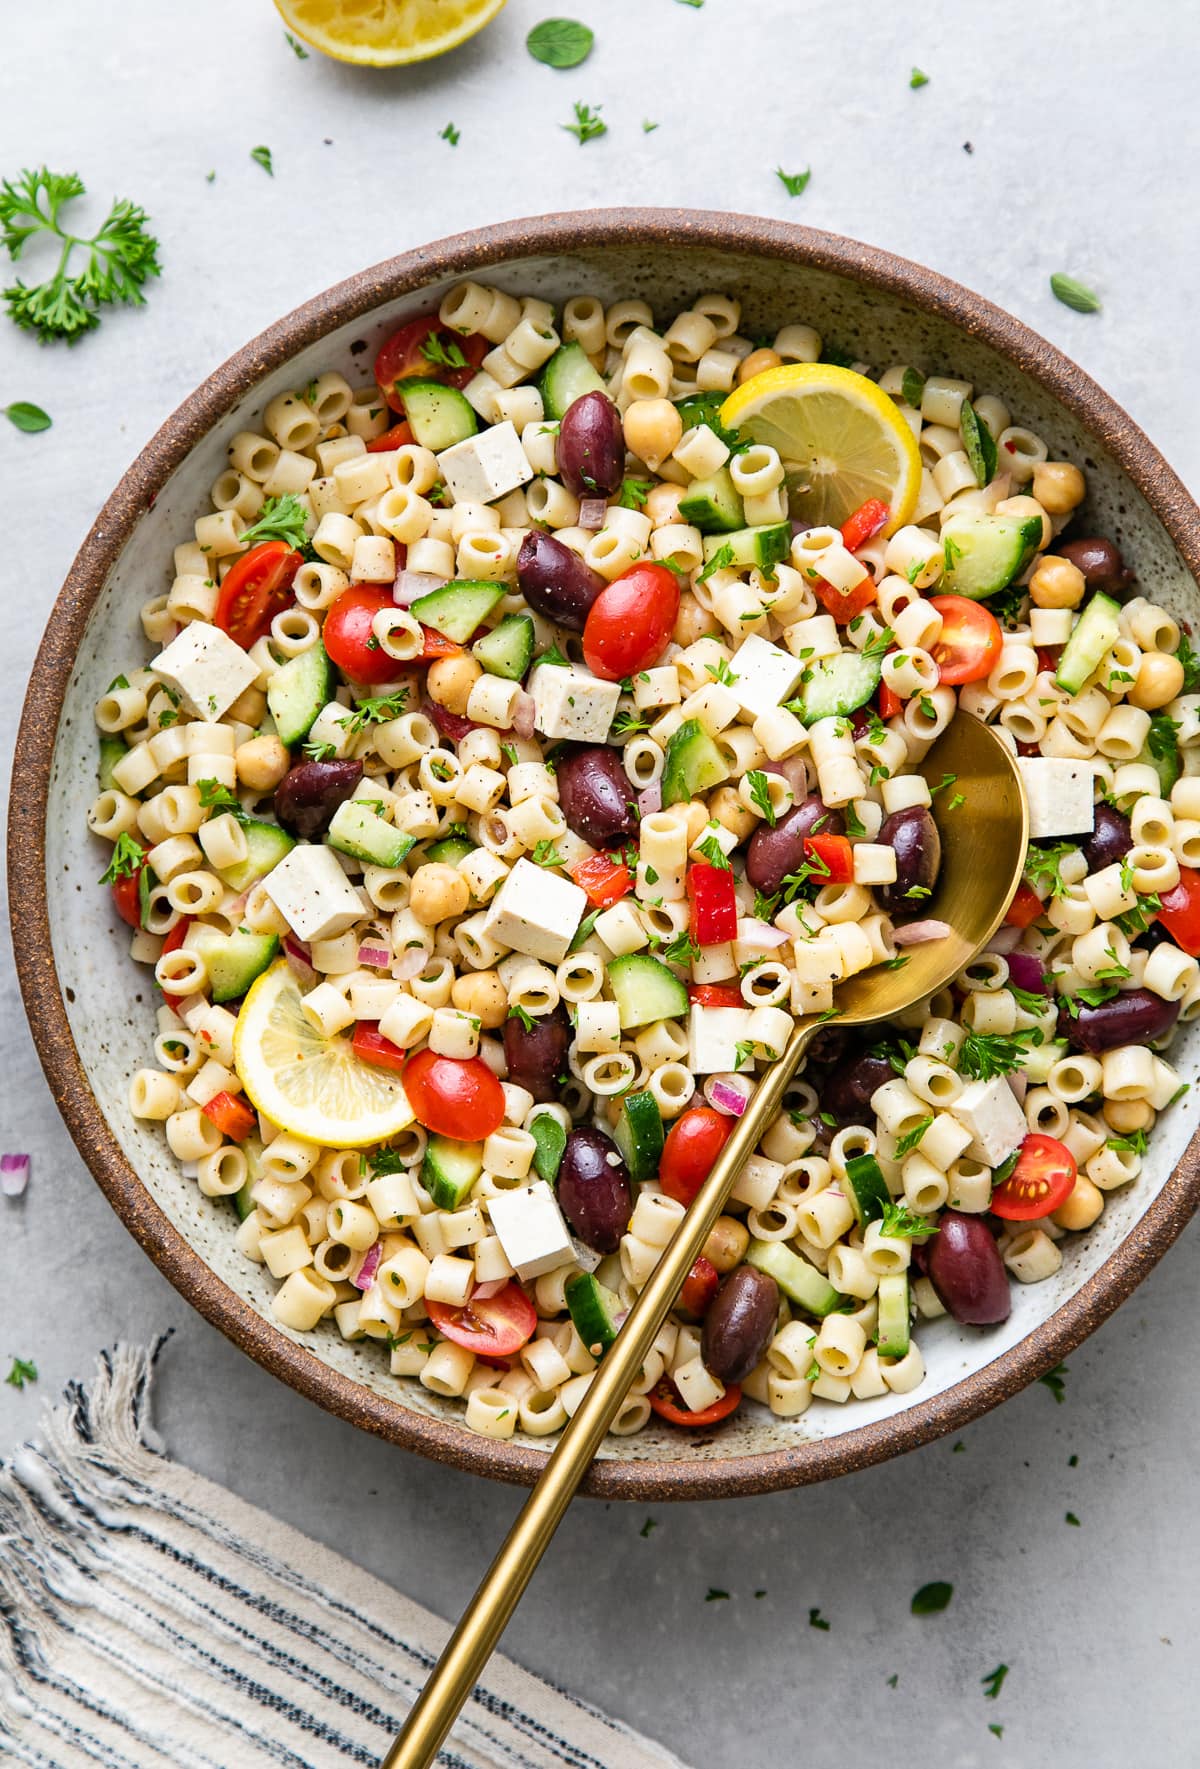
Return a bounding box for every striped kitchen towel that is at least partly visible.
[0,1341,688,1769]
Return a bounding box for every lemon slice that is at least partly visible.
[721,363,923,537]
[233,962,414,1148]
[274,0,507,66]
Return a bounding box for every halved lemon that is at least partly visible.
[274,0,507,66]
[721,363,923,537]
[233,962,414,1148]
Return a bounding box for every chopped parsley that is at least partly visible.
[562,102,607,144]
[346,689,409,733]
[196,778,247,818]
[640,1516,657,1537]
[507,1005,536,1032]
[303,739,337,762]
[440,122,461,146]
[733,1040,757,1072]
[910,1581,953,1615]
[1175,632,1200,693]
[697,542,734,584]
[1022,839,1078,899]
[661,931,701,967]
[1106,1129,1149,1156]
[99,832,144,884]
[695,833,732,870]
[746,770,777,826]
[982,1664,1009,1700]
[611,708,652,740]
[284,30,309,57]
[808,1607,830,1630]
[618,476,653,509]
[5,1356,37,1390]
[900,367,925,409]
[250,145,274,176]
[1065,1511,1081,1527]
[879,1199,937,1238]
[893,1117,933,1158]
[535,642,570,668]
[531,840,565,868]
[776,167,812,198]
[239,493,311,551]
[1038,1362,1068,1403]
[705,1587,730,1602]
[956,1028,1042,1080]
[420,332,468,371]
[707,656,739,687]
[0,166,161,344]
[909,65,930,87]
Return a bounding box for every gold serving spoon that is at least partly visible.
[384,713,1027,1768]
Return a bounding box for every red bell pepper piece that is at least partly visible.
[419,625,464,662]
[202,1090,258,1142]
[688,984,744,1008]
[687,862,738,945]
[879,682,902,720]
[840,498,890,553]
[813,574,877,625]
[1158,868,1200,955]
[1004,880,1045,929]
[352,1021,408,1073]
[803,833,854,884]
[366,420,414,453]
[569,852,634,909]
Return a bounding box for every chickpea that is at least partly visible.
[1052,1175,1105,1232]
[1032,460,1086,516]
[703,1214,750,1272]
[645,481,686,527]
[226,685,268,726]
[1129,651,1186,711]
[995,494,1053,550]
[409,862,470,925]
[622,397,683,473]
[235,734,290,792]
[737,347,783,384]
[451,968,508,1029]
[1029,554,1086,610]
[673,590,721,646]
[707,785,758,842]
[1103,1096,1154,1135]
[426,652,482,716]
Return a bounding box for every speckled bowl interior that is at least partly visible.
[13,212,1200,1499]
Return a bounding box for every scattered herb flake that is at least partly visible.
[808,1607,830,1631]
[705,1587,730,1601]
[982,1664,1009,1700]
[240,493,310,551]
[640,1516,657,1538]
[1050,272,1101,314]
[284,30,309,57]
[776,167,812,198]
[643,119,660,133]
[4,400,51,432]
[250,145,274,176]
[1065,1511,1081,1526]
[911,1581,953,1615]
[1039,1362,1068,1403]
[5,1356,37,1389]
[562,102,606,144]
[440,122,461,146]
[910,66,930,87]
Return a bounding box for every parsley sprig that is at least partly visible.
[239,494,311,552]
[0,167,160,344]
[99,832,144,884]
[956,1027,1043,1081]
[746,770,777,826]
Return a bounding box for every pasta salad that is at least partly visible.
[89,280,1197,1441]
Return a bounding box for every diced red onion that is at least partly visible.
[393,570,447,607]
[578,496,608,530]
[892,919,952,946]
[706,1077,749,1117]
[1006,1072,1029,1105]
[1,1154,30,1197]
[1006,950,1050,994]
[765,756,809,793]
[512,689,536,741]
[471,1277,508,1301]
[737,918,788,949]
[353,1242,382,1291]
[392,947,428,982]
[358,943,392,969]
[984,924,1023,956]
[637,781,662,816]
[284,936,317,985]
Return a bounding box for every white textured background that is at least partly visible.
[3,3,1199,1764]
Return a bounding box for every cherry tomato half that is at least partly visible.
[158,917,192,1009]
[679,1255,721,1318]
[202,1090,258,1142]
[322,585,400,685]
[366,419,414,453]
[403,1048,506,1141]
[427,1282,538,1356]
[582,563,680,681]
[215,541,302,650]
[928,595,1004,686]
[648,1375,742,1427]
[688,984,744,1009]
[1158,867,1200,956]
[659,1106,734,1206]
[990,1133,1077,1220]
[110,850,147,928]
[374,314,488,410]
[352,1022,409,1074]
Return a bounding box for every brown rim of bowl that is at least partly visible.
[10,209,1200,1501]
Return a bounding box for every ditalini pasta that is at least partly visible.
[93,287,1194,1440]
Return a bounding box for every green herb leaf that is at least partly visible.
[527,17,595,66]
[4,400,50,432]
[5,1356,37,1390]
[618,476,653,509]
[776,167,812,198]
[507,1004,535,1032]
[531,839,565,868]
[909,66,930,87]
[982,1664,1009,1700]
[733,1039,756,1072]
[420,332,468,371]
[705,1587,729,1601]
[960,398,998,488]
[1175,633,1200,693]
[808,1607,830,1630]
[440,122,461,146]
[911,1581,953,1615]
[303,740,337,763]
[900,367,925,409]
[99,832,144,885]
[957,1027,1042,1081]
[568,909,600,953]
[1065,1510,1081,1526]
[1023,839,1078,900]
[640,1515,657,1537]
[535,642,570,668]
[250,145,274,176]
[697,541,734,584]
[661,930,701,967]
[239,493,310,551]
[0,167,160,345]
[893,1117,933,1158]
[1050,272,1101,314]
[989,1724,1004,1740]
[695,833,732,870]
[530,1113,567,1183]
[611,708,652,740]
[643,119,660,133]
[1039,1362,1068,1403]
[746,770,777,827]
[284,30,309,57]
[879,1199,937,1238]
[562,102,606,144]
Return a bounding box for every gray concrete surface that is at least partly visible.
[2,3,1199,1763]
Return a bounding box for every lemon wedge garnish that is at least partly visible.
[274,0,507,66]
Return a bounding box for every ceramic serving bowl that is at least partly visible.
[12,210,1200,1499]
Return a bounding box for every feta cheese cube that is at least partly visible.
[727,634,806,720]
[688,1005,755,1074]
[949,1077,1030,1168]
[1016,757,1096,840]
[486,1181,575,1280]
[262,843,365,943]
[529,662,620,743]
[437,420,532,506]
[484,856,586,963]
[154,620,259,720]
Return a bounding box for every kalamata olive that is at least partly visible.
[273,759,363,838]
[1057,536,1133,594]
[1081,802,1133,872]
[927,1211,1011,1326]
[745,795,846,895]
[1060,987,1180,1054]
[557,391,625,500]
[556,1127,632,1254]
[502,1003,572,1103]
[517,531,607,632]
[702,1265,780,1384]
[876,806,941,920]
[821,1050,898,1126]
[555,745,638,845]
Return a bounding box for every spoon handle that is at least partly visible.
[383,1019,821,1769]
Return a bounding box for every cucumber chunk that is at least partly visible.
[1054,591,1122,694]
[425,831,476,866]
[472,612,535,680]
[187,926,279,1004]
[538,341,607,420]
[232,1137,264,1221]
[845,1153,891,1226]
[940,512,1043,601]
[745,1238,842,1317]
[613,1090,665,1183]
[217,820,295,893]
[393,379,477,451]
[326,800,416,869]
[422,1136,484,1210]
[678,466,744,534]
[791,651,881,723]
[565,1271,622,1357]
[608,954,689,1030]
[1019,1035,1069,1085]
[1138,714,1181,794]
[875,1272,910,1358]
[410,579,506,643]
[702,523,791,574]
[266,640,334,746]
[98,735,126,791]
[661,717,729,806]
